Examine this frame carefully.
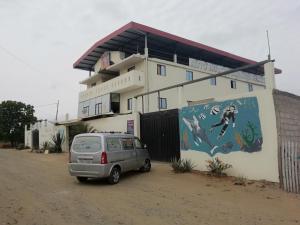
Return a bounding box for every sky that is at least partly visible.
[0,0,299,121]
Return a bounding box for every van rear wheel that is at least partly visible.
[77,177,88,183]
[140,159,151,172]
[108,167,120,184]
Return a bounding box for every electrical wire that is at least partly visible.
[0,44,43,74]
[35,102,58,108]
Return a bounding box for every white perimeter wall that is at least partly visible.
[181,89,279,182]
[24,122,67,152]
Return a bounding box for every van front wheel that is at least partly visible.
[108,167,120,184]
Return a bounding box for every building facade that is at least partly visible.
[74,22,280,125]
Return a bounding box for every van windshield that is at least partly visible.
[72,136,102,153]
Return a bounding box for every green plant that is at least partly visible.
[50,132,64,153]
[233,176,247,186]
[42,141,49,151]
[171,158,195,173]
[68,123,96,149]
[0,100,37,147]
[206,157,232,176]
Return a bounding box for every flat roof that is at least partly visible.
[74,21,281,74]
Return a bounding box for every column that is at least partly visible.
[178,86,187,108]
[132,97,137,113]
[264,61,276,90]
[173,54,177,63]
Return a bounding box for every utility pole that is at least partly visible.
[266,30,271,60]
[55,100,59,121]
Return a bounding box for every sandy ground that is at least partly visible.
[0,148,300,225]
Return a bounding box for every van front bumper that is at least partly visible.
[68,163,111,178]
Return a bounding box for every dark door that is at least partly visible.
[140,109,180,162]
[31,129,39,150]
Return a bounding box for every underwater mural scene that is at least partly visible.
[179,97,263,156]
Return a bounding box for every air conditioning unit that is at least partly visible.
[94,51,125,73]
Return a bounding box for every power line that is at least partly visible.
[0,44,43,74]
[35,102,58,108]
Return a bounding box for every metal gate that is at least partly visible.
[274,90,300,193]
[140,109,180,162]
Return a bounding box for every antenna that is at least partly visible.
[266,30,271,60]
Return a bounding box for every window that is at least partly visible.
[210,77,216,86]
[186,71,193,81]
[127,98,132,111]
[159,98,167,109]
[95,103,102,115]
[248,83,253,92]
[82,106,89,115]
[230,80,237,89]
[127,65,135,72]
[73,136,102,153]
[134,138,143,149]
[106,138,121,151]
[157,64,166,76]
[121,138,134,150]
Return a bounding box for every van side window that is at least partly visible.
[121,138,134,150]
[134,138,143,149]
[106,138,121,151]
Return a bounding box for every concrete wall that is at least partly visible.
[78,56,265,117]
[145,58,265,113]
[85,112,140,137]
[273,89,300,191]
[24,121,68,152]
[180,89,279,182]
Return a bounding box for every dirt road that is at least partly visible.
[0,149,300,225]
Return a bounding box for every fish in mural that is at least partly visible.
[199,113,206,120]
[210,105,220,115]
[209,141,234,155]
[210,105,237,139]
[236,100,243,105]
[182,116,215,149]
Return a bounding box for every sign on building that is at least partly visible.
[127,120,134,135]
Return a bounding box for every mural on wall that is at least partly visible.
[179,97,263,156]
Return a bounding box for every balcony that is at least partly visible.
[79,70,145,102]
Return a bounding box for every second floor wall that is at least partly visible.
[78,55,266,118]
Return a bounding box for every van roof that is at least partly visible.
[75,133,135,138]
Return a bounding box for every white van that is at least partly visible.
[68,133,151,184]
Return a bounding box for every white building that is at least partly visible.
[28,22,300,186]
[74,22,280,129]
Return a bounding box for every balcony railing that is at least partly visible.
[79,70,145,102]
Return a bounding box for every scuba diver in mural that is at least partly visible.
[210,105,237,140]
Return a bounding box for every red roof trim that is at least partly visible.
[130,22,258,65]
[73,22,135,69]
[74,21,282,74]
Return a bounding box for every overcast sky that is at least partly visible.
[0,0,299,121]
